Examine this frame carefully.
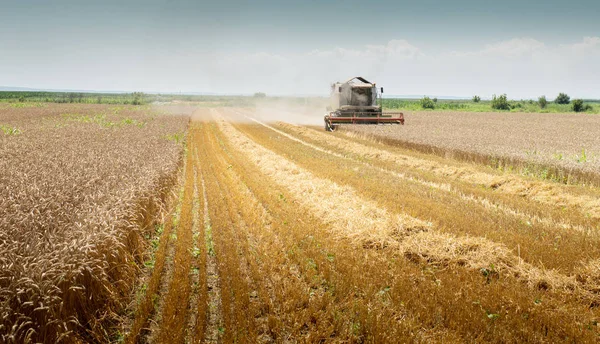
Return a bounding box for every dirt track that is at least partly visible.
[126,107,600,343]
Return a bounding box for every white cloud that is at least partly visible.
[480,38,545,57]
[566,36,600,52]
[309,40,421,59]
[3,36,597,99]
[200,37,599,99]
[365,39,422,58]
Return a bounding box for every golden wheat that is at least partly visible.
[0,104,187,343]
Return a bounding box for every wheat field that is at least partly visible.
[3,104,600,342]
[0,104,188,342]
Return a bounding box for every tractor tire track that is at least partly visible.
[154,131,197,344]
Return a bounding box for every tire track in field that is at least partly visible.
[154,133,196,344]
[236,109,593,235]
[212,109,595,301]
[199,170,224,344]
[126,144,188,344]
[125,195,178,344]
[192,123,224,343]
[185,162,205,343]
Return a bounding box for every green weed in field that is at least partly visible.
[10,102,45,108]
[164,132,185,144]
[0,125,22,135]
[576,149,588,163]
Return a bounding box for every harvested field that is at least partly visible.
[346,111,600,186]
[121,107,600,343]
[0,104,188,342]
[4,105,600,343]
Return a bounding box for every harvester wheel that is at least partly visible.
[325,119,336,132]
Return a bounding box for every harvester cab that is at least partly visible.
[324,76,404,131]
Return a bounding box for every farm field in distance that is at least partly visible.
[346,111,600,186]
[2,101,600,343]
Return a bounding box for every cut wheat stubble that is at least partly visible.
[212,109,599,302]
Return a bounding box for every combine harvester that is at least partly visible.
[324,76,404,131]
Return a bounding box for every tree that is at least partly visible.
[472,95,481,103]
[420,96,435,109]
[491,94,510,110]
[555,93,570,104]
[253,92,266,98]
[538,96,547,109]
[132,92,145,105]
[572,99,591,112]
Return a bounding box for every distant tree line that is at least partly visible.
[0,91,149,105]
[414,92,594,112]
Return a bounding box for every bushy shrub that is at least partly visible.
[433,97,438,103]
[572,99,584,112]
[555,93,570,104]
[131,92,145,105]
[420,96,435,109]
[491,94,510,110]
[254,92,266,98]
[472,95,481,103]
[538,96,547,109]
[572,99,592,112]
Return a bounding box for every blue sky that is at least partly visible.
[1,0,599,98]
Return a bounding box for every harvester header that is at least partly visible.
[324,76,404,131]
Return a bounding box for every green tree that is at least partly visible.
[253,92,266,98]
[420,96,435,109]
[555,93,570,104]
[132,92,145,105]
[538,96,547,109]
[572,99,583,112]
[472,95,481,103]
[572,99,591,112]
[491,94,510,110]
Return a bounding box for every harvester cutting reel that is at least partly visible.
[324,111,405,132]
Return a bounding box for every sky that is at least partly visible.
[0,0,599,99]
